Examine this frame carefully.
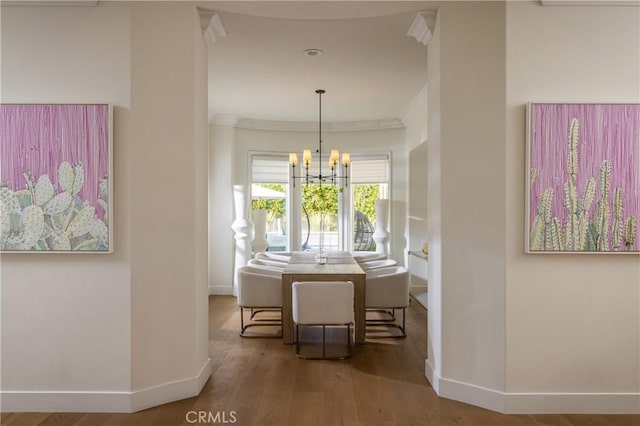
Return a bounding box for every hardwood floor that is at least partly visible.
[2,295,638,426]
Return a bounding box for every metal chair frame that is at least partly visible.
[365,306,407,338]
[295,322,353,360]
[239,306,282,338]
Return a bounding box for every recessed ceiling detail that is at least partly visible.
[208,10,428,123]
[303,48,324,57]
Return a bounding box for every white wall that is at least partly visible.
[1,2,210,412]
[426,0,640,414]
[208,121,236,295]
[426,1,507,411]
[404,84,429,293]
[129,2,210,402]
[408,143,428,292]
[403,84,428,152]
[505,1,640,413]
[1,3,133,404]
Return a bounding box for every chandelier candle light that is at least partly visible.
[289,89,350,187]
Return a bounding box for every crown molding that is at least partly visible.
[235,118,404,132]
[541,0,639,4]
[1,0,98,5]
[198,8,227,45]
[407,11,437,46]
[212,114,241,126]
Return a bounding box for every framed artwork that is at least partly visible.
[0,104,113,253]
[526,103,639,253]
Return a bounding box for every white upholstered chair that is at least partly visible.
[365,266,410,338]
[237,265,283,338]
[292,281,354,359]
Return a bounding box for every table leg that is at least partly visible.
[282,274,294,344]
[354,275,365,344]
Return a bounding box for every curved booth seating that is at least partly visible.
[245,262,282,277]
[365,266,410,338]
[248,258,287,270]
[352,252,388,263]
[292,281,354,359]
[256,251,292,263]
[237,266,283,338]
[357,258,398,271]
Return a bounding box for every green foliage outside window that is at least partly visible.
[302,184,338,215]
[252,182,381,229]
[353,184,379,225]
[252,183,286,224]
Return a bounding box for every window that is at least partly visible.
[250,155,289,252]
[301,183,339,251]
[347,156,390,252]
[250,152,390,253]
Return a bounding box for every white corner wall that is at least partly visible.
[505,1,640,414]
[404,84,430,286]
[403,84,428,152]
[427,0,639,415]
[208,121,236,295]
[129,2,210,410]
[426,1,507,412]
[1,2,210,412]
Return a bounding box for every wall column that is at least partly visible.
[426,2,507,412]
[209,117,238,295]
[130,2,210,410]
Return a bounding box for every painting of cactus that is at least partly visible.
[0,104,112,252]
[527,103,639,253]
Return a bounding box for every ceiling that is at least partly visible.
[206,2,431,124]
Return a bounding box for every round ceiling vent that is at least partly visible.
[303,48,324,57]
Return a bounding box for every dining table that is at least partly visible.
[281,251,366,344]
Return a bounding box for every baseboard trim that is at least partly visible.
[1,358,211,413]
[209,285,233,296]
[505,392,640,414]
[438,375,506,413]
[0,390,131,413]
[409,285,427,294]
[424,360,639,414]
[425,358,440,393]
[131,357,211,412]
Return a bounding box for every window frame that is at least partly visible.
[248,150,391,253]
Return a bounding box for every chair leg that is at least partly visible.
[294,323,353,360]
[239,306,283,338]
[365,307,407,338]
[322,325,326,359]
[296,324,300,356]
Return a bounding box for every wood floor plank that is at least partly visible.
[2,295,639,426]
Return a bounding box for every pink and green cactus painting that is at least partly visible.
[0,104,111,252]
[527,103,639,252]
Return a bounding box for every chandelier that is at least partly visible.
[289,89,350,187]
